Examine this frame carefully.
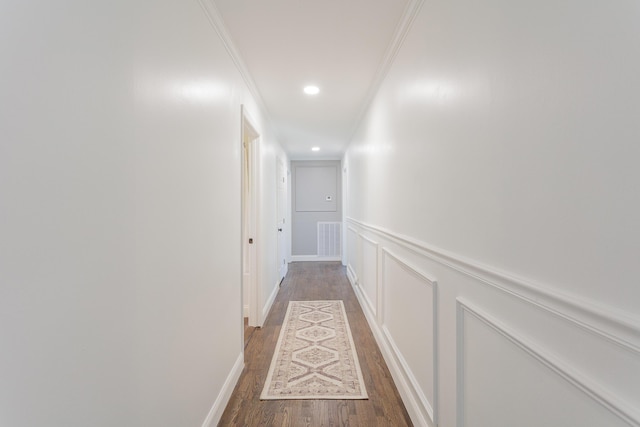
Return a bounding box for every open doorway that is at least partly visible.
[241,106,260,348]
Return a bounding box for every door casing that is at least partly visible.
[241,106,260,329]
[276,157,288,282]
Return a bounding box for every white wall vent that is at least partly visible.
[317,222,342,258]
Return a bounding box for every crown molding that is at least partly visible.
[346,0,425,147]
[198,0,280,137]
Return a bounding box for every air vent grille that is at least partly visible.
[318,222,341,258]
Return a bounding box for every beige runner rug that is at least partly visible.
[261,300,368,400]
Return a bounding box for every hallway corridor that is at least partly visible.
[2,1,638,425]
[219,262,412,426]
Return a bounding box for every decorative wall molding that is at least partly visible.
[359,234,379,317]
[381,324,436,425]
[201,353,244,427]
[348,0,426,141]
[346,227,360,286]
[349,274,432,427]
[348,217,640,354]
[360,234,379,247]
[381,248,438,425]
[198,0,278,135]
[347,264,358,287]
[456,299,640,427]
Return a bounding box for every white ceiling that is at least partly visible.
[213,0,410,160]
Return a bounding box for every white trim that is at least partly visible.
[347,0,425,142]
[351,279,432,427]
[341,162,349,266]
[243,304,249,318]
[382,325,436,425]
[347,217,640,354]
[241,106,261,328]
[197,0,277,136]
[261,280,280,326]
[359,234,379,317]
[360,234,379,248]
[456,299,640,427]
[346,227,360,281]
[347,226,359,236]
[346,263,358,287]
[290,255,342,262]
[276,156,289,283]
[201,353,244,427]
[381,248,438,425]
[455,302,465,427]
[360,278,377,317]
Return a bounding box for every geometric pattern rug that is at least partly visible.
[260,300,368,400]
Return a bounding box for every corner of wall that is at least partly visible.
[201,353,244,427]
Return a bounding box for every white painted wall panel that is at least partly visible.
[347,220,640,426]
[360,236,379,316]
[347,227,359,284]
[382,250,437,421]
[462,278,640,408]
[459,303,631,427]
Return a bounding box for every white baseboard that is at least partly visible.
[201,353,244,427]
[351,282,432,427]
[291,255,342,262]
[346,264,358,287]
[243,304,249,318]
[261,281,280,325]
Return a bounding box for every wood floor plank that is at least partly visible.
[218,262,412,427]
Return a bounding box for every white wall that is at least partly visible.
[345,0,640,426]
[0,0,284,425]
[255,111,289,324]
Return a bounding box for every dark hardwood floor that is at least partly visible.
[219,262,413,427]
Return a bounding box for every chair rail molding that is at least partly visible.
[346,217,640,354]
[456,299,640,427]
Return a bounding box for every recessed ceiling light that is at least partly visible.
[304,85,320,95]
[311,147,320,151]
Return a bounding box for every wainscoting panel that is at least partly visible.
[382,249,438,424]
[346,226,359,285]
[360,235,379,317]
[345,218,640,427]
[457,300,635,427]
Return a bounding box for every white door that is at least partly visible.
[242,107,259,327]
[276,158,288,282]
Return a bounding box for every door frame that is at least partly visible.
[241,105,260,328]
[276,156,288,282]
